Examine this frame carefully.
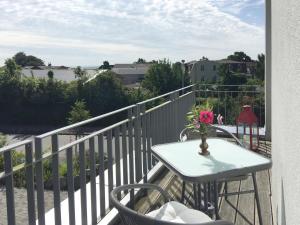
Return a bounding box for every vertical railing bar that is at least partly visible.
[134,104,142,182]
[4,150,16,225]
[66,147,75,225]
[79,142,87,225]
[114,126,121,198]
[35,137,45,225]
[141,104,147,182]
[51,134,61,225]
[128,108,134,185]
[121,124,128,193]
[107,130,114,208]
[146,111,152,171]
[89,137,97,225]
[25,142,36,225]
[97,134,106,218]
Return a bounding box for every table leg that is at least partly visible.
[193,183,198,209]
[197,184,202,210]
[252,172,263,225]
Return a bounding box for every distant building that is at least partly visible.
[21,66,97,82]
[112,63,151,87]
[189,59,257,83]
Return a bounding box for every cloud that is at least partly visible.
[0,0,265,65]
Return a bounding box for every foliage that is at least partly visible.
[74,66,87,80]
[186,102,213,134]
[13,52,45,67]
[67,100,91,124]
[125,87,154,104]
[227,51,252,62]
[99,61,112,70]
[47,70,54,79]
[256,53,265,80]
[82,70,129,115]
[135,58,146,64]
[142,60,183,95]
[0,133,6,148]
[4,58,21,79]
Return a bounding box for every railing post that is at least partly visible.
[140,104,148,183]
[4,150,16,225]
[134,104,142,182]
[127,108,134,185]
[79,142,87,225]
[51,134,61,225]
[66,147,75,225]
[25,142,36,225]
[34,137,45,225]
[97,134,106,218]
[89,137,97,225]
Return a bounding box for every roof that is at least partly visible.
[112,67,149,75]
[113,63,151,69]
[215,59,244,64]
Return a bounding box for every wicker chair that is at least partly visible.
[110,184,234,225]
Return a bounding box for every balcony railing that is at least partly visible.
[0,84,265,225]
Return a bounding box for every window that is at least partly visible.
[200,65,204,71]
[213,65,216,71]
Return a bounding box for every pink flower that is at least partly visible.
[199,111,214,124]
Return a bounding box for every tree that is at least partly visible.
[67,100,91,145]
[136,58,146,64]
[74,66,87,80]
[99,61,112,70]
[227,51,252,62]
[256,53,265,80]
[0,133,6,148]
[47,70,54,79]
[67,100,91,124]
[4,58,21,79]
[142,60,182,95]
[13,52,44,67]
[83,70,129,115]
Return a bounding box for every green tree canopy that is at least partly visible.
[47,70,54,79]
[256,53,265,80]
[4,58,21,79]
[99,61,112,70]
[142,60,183,95]
[136,58,146,64]
[13,52,45,67]
[83,70,129,115]
[67,100,91,124]
[74,66,87,80]
[227,51,252,62]
[0,133,6,148]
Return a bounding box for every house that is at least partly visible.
[112,63,151,86]
[189,59,256,83]
[21,66,97,82]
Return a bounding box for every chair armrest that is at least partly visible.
[202,220,234,225]
[110,183,172,203]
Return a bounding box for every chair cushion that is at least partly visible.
[146,201,212,223]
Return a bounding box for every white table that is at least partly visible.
[151,138,272,224]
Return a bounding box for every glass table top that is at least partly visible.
[151,138,272,182]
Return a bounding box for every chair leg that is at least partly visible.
[252,173,263,225]
[181,181,186,203]
[224,181,228,201]
[213,181,220,220]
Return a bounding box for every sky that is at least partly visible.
[0,0,265,67]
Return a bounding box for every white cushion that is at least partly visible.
[146,201,212,223]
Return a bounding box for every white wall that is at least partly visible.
[272,1,300,224]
